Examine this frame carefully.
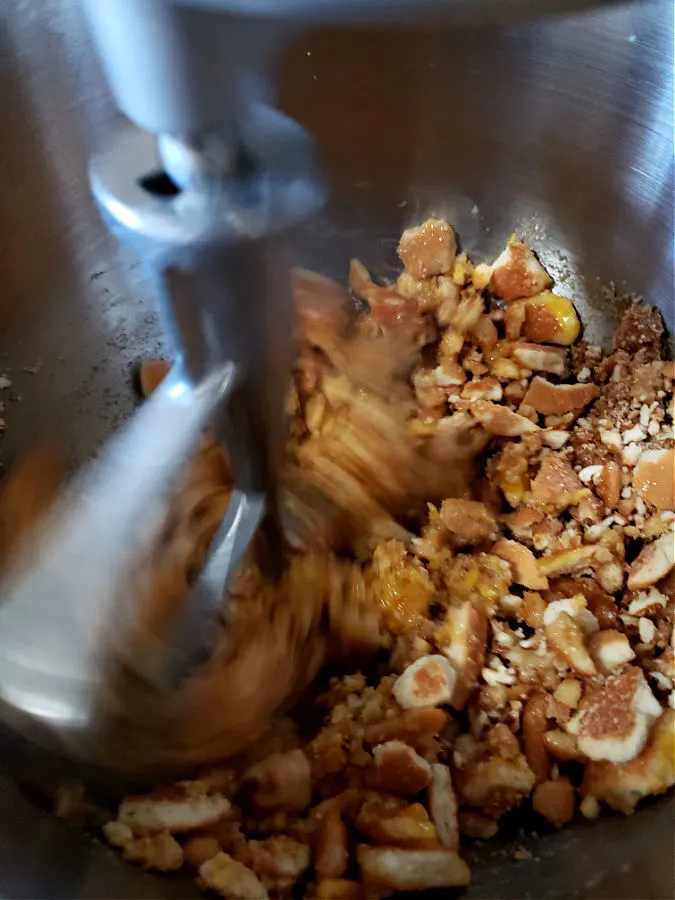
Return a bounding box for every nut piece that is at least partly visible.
[577,492,604,524]
[357,846,470,891]
[119,782,231,835]
[542,429,570,449]
[392,655,456,709]
[532,777,576,828]
[517,589,546,627]
[470,314,499,349]
[544,610,597,677]
[245,750,312,812]
[122,832,184,872]
[440,601,488,710]
[531,454,586,512]
[198,852,268,900]
[370,541,436,635]
[315,807,349,881]
[398,218,457,279]
[248,836,311,892]
[413,367,447,408]
[626,531,675,591]
[489,241,552,302]
[427,763,459,850]
[577,666,662,764]
[543,595,599,636]
[638,618,656,643]
[627,587,668,617]
[491,356,522,380]
[461,376,503,402]
[523,377,599,416]
[596,561,625,595]
[596,462,621,511]
[522,292,580,345]
[545,576,618,630]
[553,678,583,709]
[493,539,549,590]
[472,262,494,290]
[588,630,635,675]
[581,709,674,814]
[183,835,222,868]
[347,261,429,341]
[138,359,170,397]
[508,507,545,540]
[505,301,527,340]
[538,545,598,578]
[633,448,675,511]
[542,730,586,762]
[457,747,536,816]
[103,820,133,848]
[294,268,351,351]
[449,294,485,333]
[365,708,449,751]
[469,400,539,436]
[512,343,567,376]
[371,741,433,796]
[355,797,437,848]
[523,693,552,783]
[435,498,498,546]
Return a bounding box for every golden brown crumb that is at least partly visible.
[523,377,599,416]
[532,777,576,828]
[365,707,449,752]
[198,852,268,899]
[356,845,470,891]
[119,782,232,835]
[138,358,170,397]
[522,694,552,784]
[633,449,674,511]
[247,835,311,892]
[427,763,460,850]
[489,241,552,302]
[398,218,457,280]
[456,750,536,817]
[493,539,548,590]
[183,835,222,868]
[369,541,435,634]
[244,750,312,813]
[627,532,675,590]
[355,796,438,848]
[437,600,488,710]
[370,740,433,796]
[122,832,184,872]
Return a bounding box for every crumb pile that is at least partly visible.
[3,218,672,898]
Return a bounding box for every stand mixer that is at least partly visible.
[0,0,620,772]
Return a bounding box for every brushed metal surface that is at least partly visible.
[82,0,619,136]
[0,0,672,897]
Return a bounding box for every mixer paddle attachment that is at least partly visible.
[0,110,325,768]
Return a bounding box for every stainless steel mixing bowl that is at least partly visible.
[0,0,672,896]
